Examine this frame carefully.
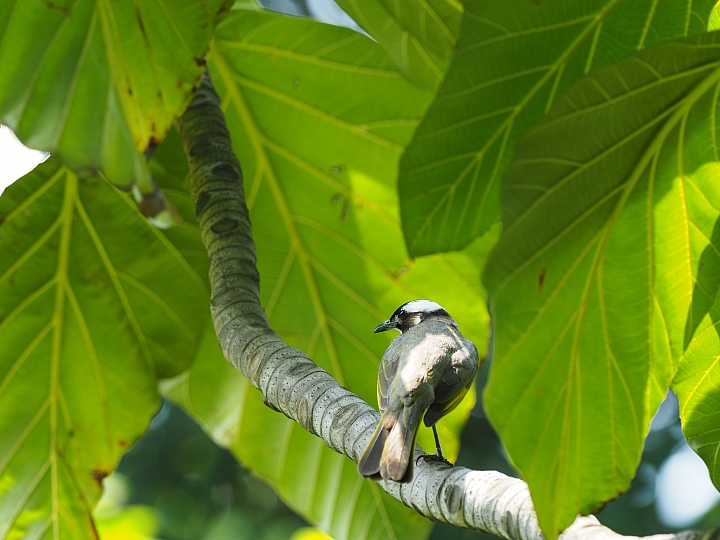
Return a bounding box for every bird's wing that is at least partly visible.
[423,337,479,427]
[377,340,401,413]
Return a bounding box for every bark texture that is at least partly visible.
[174,72,715,540]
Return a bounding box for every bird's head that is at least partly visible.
[374,299,451,334]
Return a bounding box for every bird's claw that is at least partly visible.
[415,453,453,468]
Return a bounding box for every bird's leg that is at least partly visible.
[431,425,449,462]
[416,425,452,467]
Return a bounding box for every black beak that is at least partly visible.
[374,320,395,333]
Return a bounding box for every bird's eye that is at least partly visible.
[397,310,408,320]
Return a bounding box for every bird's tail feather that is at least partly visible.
[357,417,390,480]
[380,414,418,482]
[358,410,421,483]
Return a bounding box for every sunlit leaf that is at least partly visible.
[664,165,720,490]
[95,505,160,540]
[0,159,208,538]
[165,8,494,540]
[0,0,230,187]
[398,0,715,256]
[291,526,334,540]
[334,0,462,88]
[483,31,720,539]
[95,474,160,540]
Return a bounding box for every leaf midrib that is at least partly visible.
[219,39,406,78]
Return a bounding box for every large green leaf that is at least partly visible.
[165,8,495,540]
[398,0,715,256]
[0,159,208,539]
[333,0,463,88]
[0,0,230,187]
[483,31,720,539]
[664,166,720,488]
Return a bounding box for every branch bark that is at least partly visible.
[174,72,714,540]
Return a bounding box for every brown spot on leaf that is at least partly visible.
[144,137,160,159]
[538,267,546,291]
[44,0,70,13]
[195,57,207,67]
[91,469,108,488]
[216,1,231,16]
[118,440,127,448]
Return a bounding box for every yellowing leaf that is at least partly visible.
[0,0,231,187]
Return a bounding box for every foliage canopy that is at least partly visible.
[1,1,720,539]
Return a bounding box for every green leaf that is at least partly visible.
[665,166,720,489]
[165,9,495,539]
[710,2,720,30]
[483,31,720,539]
[148,126,213,283]
[333,0,463,88]
[0,159,208,538]
[398,0,715,256]
[0,0,230,187]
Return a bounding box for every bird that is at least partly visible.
[357,299,479,483]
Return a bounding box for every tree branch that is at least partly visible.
[174,72,713,540]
